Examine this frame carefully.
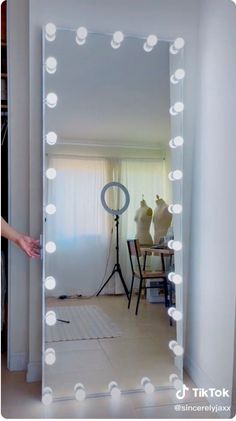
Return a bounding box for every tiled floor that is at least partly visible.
[1,355,219,419]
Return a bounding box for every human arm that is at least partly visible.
[1,217,40,258]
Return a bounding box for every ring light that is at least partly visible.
[101,182,130,216]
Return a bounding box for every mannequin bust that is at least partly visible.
[153,195,172,244]
[134,197,153,245]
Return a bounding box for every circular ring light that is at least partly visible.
[101,182,130,216]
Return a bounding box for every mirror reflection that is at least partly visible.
[43,28,183,401]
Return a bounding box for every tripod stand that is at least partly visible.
[96,215,129,299]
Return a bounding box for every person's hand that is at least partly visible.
[15,235,41,258]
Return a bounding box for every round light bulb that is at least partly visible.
[174,102,184,113]
[45,57,57,74]
[168,204,182,214]
[174,37,185,50]
[169,340,184,356]
[168,307,183,321]
[74,383,86,401]
[141,377,155,394]
[169,374,183,390]
[46,92,58,108]
[45,23,56,42]
[42,387,53,405]
[169,136,184,148]
[46,168,57,180]
[76,27,88,45]
[143,34,158,52]
[46,241,56,254]
[44,276,56,290]
[168,170,183,181]
[45,348,56,365]
[46,131,57,145]
[168,272,183,285]
[46,204,56,215]
[111,31,124,49]
[175,68,185,80]
[108,381,121,398]
[45,310,56,326]
[168,240,182,251]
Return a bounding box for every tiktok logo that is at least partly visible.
[176,384,189,400]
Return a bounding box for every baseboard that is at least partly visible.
[26,361,42,382]
[184,353,232,418]
[8,352,28,371]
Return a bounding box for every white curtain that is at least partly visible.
[46,155,166,296]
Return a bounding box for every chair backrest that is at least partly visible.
[127,239,142,276]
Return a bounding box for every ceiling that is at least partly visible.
[44,29,171,150]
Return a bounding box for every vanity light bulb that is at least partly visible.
[45,348,56,365]
[45,57,57,74]
[168,204,182,214]
[169,136,184,148]
[169,374,183,390]
[44,276,56,290]
[170,37,185,54]
[108,381,121,398]
[169,102,184,116]
[76,27,88,45]
[46,204,56,215]
[46,131,57,145]
[168,307,183,321]
[168,272,183,285]
[74,383,86,401]
[169,340,184,356]
[143,34,158,52]
[45,310,57,326]
[46,241,57,254]
[168,240,182,251]
[170,69,185,84]
[168,170,183,181]
[141,377,155,394]
[45,23,56,42]
[111,31,124,49]
[46,92,58,108]
[42,387,53,405]
[46,168,57,180]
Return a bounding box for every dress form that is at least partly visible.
[153,195,172,244]
[134,199,153,245]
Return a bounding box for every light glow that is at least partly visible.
[46,168,57,180]
[168,170,183,181]
[46,204,56,215]
[169,136,184,148]
[74,383,86,401]
[45,310,57,326]
[46,92,58,108]
[141,377,155,394]
[46,131,57,145]
[168,272,183,285]
[44,276,56,290]
[45,348,56,365]
[46,241,57,254]
[76,27,88,45]
[168,307,183,321]
[170,37,185,54]
[111,31,124,49]
[169,374,184,390]
[169,340,184,356]
[42,387,53,405]
[45,57,57,74]
[45,23,56,42]
[143,34,158,52]
[108,381,121,398]
[168,204,182,214]
[168,240,182,251]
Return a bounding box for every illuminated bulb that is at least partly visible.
[168,204,182,214]
[45,23,56,42]
[169,340,184,356]
[46,131,57,145]
[45,57,57,74]
[76,27,88,45]
[168,307,183,321]
[111,31,124,49]
[46,92,58,108]
[44,276,56,290]
[168,170,183,181]
[168,240,182,251]
[169,102,184,116]
[46,241,56,254]
[141,377,155,394]
[170,68,185,84]
[45,348,56,365]
[45,310,56,326]
[169,374,183,390]
[46,168,57,180]
[143,34,158,52]
[46,204,56,215]
[74,383,86,401]
[169,136,184,148]
[168,272,182,285]
[170,37,185,54]
[42,387,53,405]
[108,381,121,398]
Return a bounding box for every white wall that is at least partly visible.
[185,0,236,413]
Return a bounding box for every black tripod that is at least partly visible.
[96,215,129,299]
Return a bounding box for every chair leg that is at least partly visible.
[135,277,143,315]
[128,274,135,309]
[163,277,169,308]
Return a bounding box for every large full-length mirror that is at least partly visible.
[42,25,184,403]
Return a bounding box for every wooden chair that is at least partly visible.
[127,239,169,315]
